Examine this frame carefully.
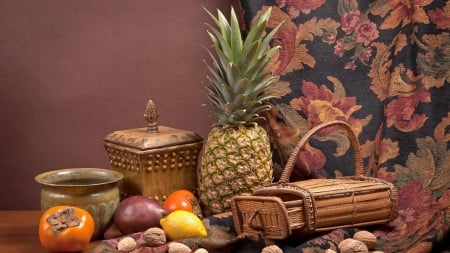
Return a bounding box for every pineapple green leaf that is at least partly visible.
[214,113,231,126]
[243,100,262,109]
[243,55,271,80]
[216,9,231,43]
[251,75,278,94]
[220,83,234,103]
[224,102,235,115]
[204,54,226,84]
[204,6,281,127]
[264,45,282,60]
[204,7,231,46]
[255,6,273,27]
[253,93,278,103]
[205,64,224,87]
[205,86,224,103]
[259,23,284,58]
[233,93,248,107]
[205,82,223,100]
[232,113,247,123]
[248,115,266,123]
[240,40,261,73]
[203,7,220,29]
[207,26,232,60]
[242,7,272,47]
[250,104,272,114]
[213,49,234,81]
[226,63,241,91]
[231,109,247,118]
[230,8,243,61]
[233,78,250,95]
[206,31,219,50]
[243,19,267,50]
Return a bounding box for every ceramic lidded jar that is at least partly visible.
[102,100,203,202]
[35,168,123,239]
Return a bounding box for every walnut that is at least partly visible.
[143,227,166,246]
[325,249,337,253]
[353,230,377,250]
[117,236,137,252]
[168,242,191,253]
[193,248,209,253]
[261,245,283,253]
[338,238,369,253]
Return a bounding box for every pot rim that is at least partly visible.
[35,167,123,187]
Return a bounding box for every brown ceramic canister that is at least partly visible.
[103,100,203,202]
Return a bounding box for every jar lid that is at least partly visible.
[104,125,202,150]
[103,100,203,150]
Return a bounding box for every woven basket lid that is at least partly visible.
[103,100,203,150]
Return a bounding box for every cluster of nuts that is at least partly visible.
[116,228,381,253]
[259,230,382,253]
[326,230,383,253]
[116,227,208,253]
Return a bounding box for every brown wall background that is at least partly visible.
[0,1,237,210]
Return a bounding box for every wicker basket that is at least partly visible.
[230,120,398,240]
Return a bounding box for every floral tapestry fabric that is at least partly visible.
[238,0,450,252]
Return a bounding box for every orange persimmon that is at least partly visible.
[163,189,196,213]
[39,205,94,252]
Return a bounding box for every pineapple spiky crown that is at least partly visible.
[204,7,282,128]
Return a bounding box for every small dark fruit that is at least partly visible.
[113,195,167,234]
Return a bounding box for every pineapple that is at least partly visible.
[199,7,282,215]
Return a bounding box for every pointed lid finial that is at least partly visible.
[144,99,159,133]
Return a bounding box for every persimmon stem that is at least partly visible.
[46,207,80,233]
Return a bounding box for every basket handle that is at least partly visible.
[279,120,364,183]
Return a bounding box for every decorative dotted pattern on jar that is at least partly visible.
[152,195,167,202]
[106,147,141,172]
[146,147,199,172]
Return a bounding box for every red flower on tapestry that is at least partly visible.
[428,2,450,29]
[356,20,379,46]
[334,8,379,69]
[359,47,373,62]
[341,11,362,34]
[290,80,365,137]
[344,62,357,70]
[294,144,327,179]
[334,38,345,57]
[276,0,326,18]
[376,167,396,183]
[385,88,430,132]
[291,144,327,181]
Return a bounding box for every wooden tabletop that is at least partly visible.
[0,210,99,252]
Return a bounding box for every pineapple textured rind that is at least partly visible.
[199,125,272,215]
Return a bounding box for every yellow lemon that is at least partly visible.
[160,210,207,240]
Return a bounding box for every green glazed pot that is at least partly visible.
[35,168,123,239]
